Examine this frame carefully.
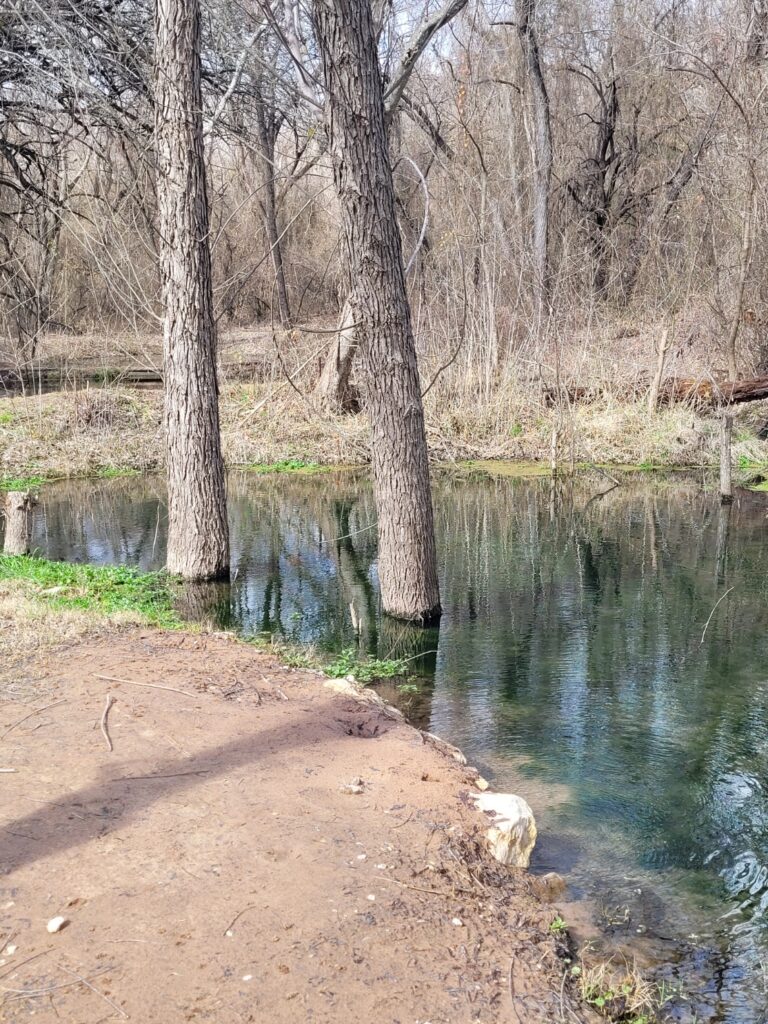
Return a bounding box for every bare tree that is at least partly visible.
[312,0,441,622]
[154,0,229,578]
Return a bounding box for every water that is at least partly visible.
[11,468,768,1021]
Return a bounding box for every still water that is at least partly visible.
[16,469,768,1021]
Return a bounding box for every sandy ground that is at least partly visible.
[0,630,584,1024]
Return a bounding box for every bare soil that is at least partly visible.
[0,630,584,1023]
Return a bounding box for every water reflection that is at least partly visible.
[11,468,768,1022]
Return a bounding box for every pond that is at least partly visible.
[11,468,768,1022]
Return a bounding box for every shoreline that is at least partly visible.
[2,383,768,486]
[0,597,593,1022]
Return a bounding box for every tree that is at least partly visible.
[154,0,229,579]
[311,0,441,623]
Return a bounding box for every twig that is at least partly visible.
[223,904,259,936]
[380,876,472,898]
[109,768,214,783]
[1,700,66,740]
[0,768,18,773]
[94,674,198,698]
[2,966,111,1000]
[56,963,128,1018]
[700,586,735,645]
[100,695,115,753]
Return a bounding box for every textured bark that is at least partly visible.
[312,0,441,623]
[3,491,36,556]
[517,0,552,327]
[154,0,229,579]
[314,301,360,413]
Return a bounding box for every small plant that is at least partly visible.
[509,422,523,437]
[325,647,408,682]
[549,915,567,933]
[0,410,14,425]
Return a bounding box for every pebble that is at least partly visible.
[46,916,68,934]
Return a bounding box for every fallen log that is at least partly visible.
[542,376,768,409]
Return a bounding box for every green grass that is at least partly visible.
[0,410,14,425]
[0,475,50,491]
[324,647,408,682]
[93,466,140,480]
[245,458,325,474]
[0,555,182,628]
[749,479,768,492]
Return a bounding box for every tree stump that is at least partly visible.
[3,490,37,555]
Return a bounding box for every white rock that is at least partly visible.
[46,916,68,934]
[471,792,537,868]
[475,776,490,791]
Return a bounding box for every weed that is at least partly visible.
[325,647,408,682]
[549,916,567,933]
[0,410,13,425]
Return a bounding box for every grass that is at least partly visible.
[244,458,325,474]
[0,474,50,491]
[0,555,182,628]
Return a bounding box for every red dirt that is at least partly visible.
[0,631,583,1023]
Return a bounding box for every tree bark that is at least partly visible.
[314,300,360,413]
[312,0,441,623]
[3,491,36,556]
[154,0,229,579]
[517,0,553,328]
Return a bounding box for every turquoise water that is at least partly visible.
[17,469,768,1021]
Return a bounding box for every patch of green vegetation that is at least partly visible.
[509,423,524,438]
[0,475,49,491]
[325,647,407,682]
[246,458,325,474]
[738,455,768,471]
[0,555,182,628]
[749,479,768,492]
[93,466,140,480]
[548,915,567,934]
[0,410,14,425]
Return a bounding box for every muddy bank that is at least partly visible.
[0,628,589,1023]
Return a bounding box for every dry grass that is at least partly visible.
[2,376,767,482]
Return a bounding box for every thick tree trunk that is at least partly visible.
[312,0,441,623]
[3,491,36,556]
[517,0,552,328]
[154,0,229,579]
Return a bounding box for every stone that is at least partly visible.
[471,792,537,868]
[531,871,567,903]
[46,916,68,934]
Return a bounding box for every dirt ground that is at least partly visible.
[0,630,585,1024]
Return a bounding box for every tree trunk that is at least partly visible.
[154,0,229,579]
[3,491,36,556]
[312,0,441,623]
[725,172,757,381]
[517,0,552,328]
[253,84,291,327]
[314,301,361,413]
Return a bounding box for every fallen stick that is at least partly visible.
[0,768,18,773]
[94,673,198,698]
[223,904,260,936]
[1,700,67,740]
[56,963,128,1019]
[109,768,213,783]
[100,694,116,752]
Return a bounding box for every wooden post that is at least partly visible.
[720,414,734,504]
[3,490,37,555]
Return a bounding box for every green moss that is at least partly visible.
[0,410,14,425]
[0,555,182,628]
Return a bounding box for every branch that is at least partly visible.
[384,0,468,118]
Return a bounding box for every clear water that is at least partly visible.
[13,469,768,1021]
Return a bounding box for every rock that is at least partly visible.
[531,871,567,902]
[46,916,68,934]
[475,776,490,791]
[340,777,365,794]
[420,730,467,765]
[471,792,537,868]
